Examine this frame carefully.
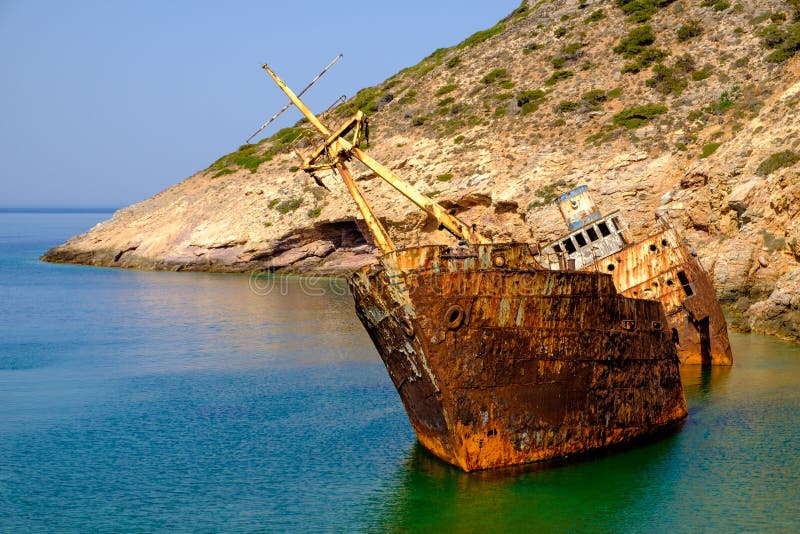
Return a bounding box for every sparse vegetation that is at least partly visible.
[458,22,505,49]
[621,47,669,73]
[756,150,800,175]
[612,104,668,128]
[616,0,656,23]
[446,56,461,68]
[398,90,417,105]
[437,173,453,182]
[527,181,569,209]
[614,25,656,58]
[584,9,605,23]
[212,168,235,178]
[554,100,580,113]
[646,63,687,95]
[700,142,722,158]
[545,70,574,86]
[554,26,568,38]
[436,84,458,96]
[581,89,608,109]
[275,199,302,214]
[482,68,510,84]
[210,125,310,174]
[677,20,704,41]
[523,42,542,54]
[706,88,737,114]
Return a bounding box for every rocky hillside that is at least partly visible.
[44,0,800,342]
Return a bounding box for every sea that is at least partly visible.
[0,209,798,532]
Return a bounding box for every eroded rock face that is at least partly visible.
[748,268,800,342]
[42,0,800,342]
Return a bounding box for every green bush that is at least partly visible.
[706,90,736,114]
[607,87,623,99]
[621,47,668,73]
[446,56,461,68]
[517,89,546,106]
[454,135,465,144]
[646,63,687,95]
[307,207,322,218]
[617,0,657,23]
[523,42,542,54]
[551,56,566,68]
[554,26,568,38]
[275,199,302,214]
[437,96,456,107]
[554,100,580,113]
[759,23,787,48]
[756,150,800,175]
[435,84,458,96]
[691,67,712,81]
[482,68,509,84]
[612,104,668,128]
[613,25,655,58]
[762,22,800,62]
[437,173,453,182]
[458,23,505,49]
[581,89,608,108]
[677,20,704,41]
[212,168,235,178]
[700,142,722,158]
[545,70,574,86]
[584,9,606,23]
[398,90,417,105]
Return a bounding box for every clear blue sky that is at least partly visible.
[0,0,519,208]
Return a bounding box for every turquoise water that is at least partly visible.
[1,211,798,532]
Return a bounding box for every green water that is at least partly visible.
[1,211,798,532]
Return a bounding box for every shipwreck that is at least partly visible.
[256,62,732,472]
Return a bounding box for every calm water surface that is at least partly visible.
[0,211,798,532]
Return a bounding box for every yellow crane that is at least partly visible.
[262,63,491,255]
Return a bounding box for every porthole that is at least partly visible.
[607,264,615,272]
[667,279,674,286]
[445,305,466,330]
[661,239,669,247]
[493,255,506,268]
[649,244,658,252]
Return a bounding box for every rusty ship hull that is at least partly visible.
[350,244,688,472]
[588,226,732,365]
[542,185,733,366]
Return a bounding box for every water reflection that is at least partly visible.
[102,272,375,374]
[371,430,683,531]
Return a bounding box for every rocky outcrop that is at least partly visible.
[43,0,800,342]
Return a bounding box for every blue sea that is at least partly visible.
[0,210,798,532]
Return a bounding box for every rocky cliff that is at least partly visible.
[44,0,800,342]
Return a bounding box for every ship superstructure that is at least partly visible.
[540,187,732,365]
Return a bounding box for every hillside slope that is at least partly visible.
[44,0,800,342]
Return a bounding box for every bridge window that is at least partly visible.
[553,244,563,253]
[562,238,576,254]
[598,222,611,237]
[587,227,599,242]
[575,233,587,247]
[677,270,694,296]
